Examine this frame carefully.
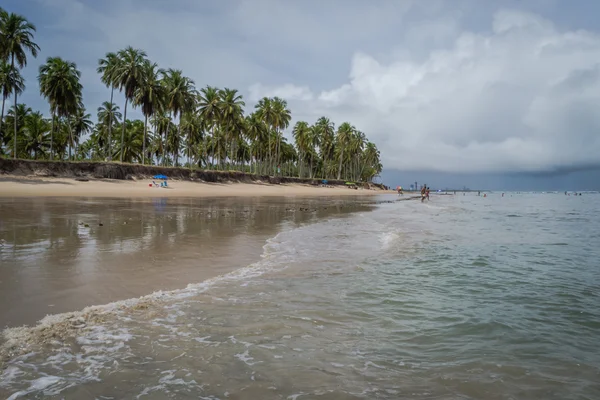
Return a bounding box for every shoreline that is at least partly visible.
[0,196,374,364]
[0,196,376,331]
[0,175,391,198]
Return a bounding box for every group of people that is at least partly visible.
[395,185,430,202]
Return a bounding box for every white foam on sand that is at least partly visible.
[1,231,290,362]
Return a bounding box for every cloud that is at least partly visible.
[5,0,600,174]
[250,9,600,173]
[248,84,313,102]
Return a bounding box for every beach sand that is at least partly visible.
[0,175,389,198]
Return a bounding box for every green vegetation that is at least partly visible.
[0,7,382,182]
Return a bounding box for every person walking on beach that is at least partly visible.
[426,187,430,201]
[421,185,426,202]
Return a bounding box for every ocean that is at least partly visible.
[1,193,599,399]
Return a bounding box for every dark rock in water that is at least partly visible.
[84,224,89,228]
[98,223,103,226]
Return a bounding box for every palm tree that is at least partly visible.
[336,122,354,180]
[162,69,196,166]
[255,97,276,173]
[96,101,121,158]
[180,111,203,169]
[0,61,24,144]
[133,60,164,164]
[292,121,311,178]
[314,117,334,178]
[22,111,50,159]
[218,88,245,170]
[97,52,120,160]
[0,10,40,158]
[38,57,83,159]
[113,46,147,162]
[113,119,144,163]
[271,97,291,175]
[245,112,268,174]
[4,103,31,156]
[68,107,92,159]
[198,86,221,169]
[151,111,172,165]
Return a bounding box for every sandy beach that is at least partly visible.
[0,175,389,198]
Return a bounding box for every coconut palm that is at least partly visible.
[180,111,203,169]
[97,52,120,160]
[292,121,311,178]
[151,111,173,165]
[315,117,334,179]
[245,112,268,174]
[0,10,39,158]
[113,119,144,163]
[38,57,83,159]
[0,61,24,144]
[255,97,277,173]
[218,88,245,170]
[22,111,50,159]
[198,86,221,169]
[68,107,92,159]
[271,97,291,174]
[113,46,147,162]
[336,122,354,180]
[96,101,121,158]
[162,69,196,166]
[133,60,164,164]
[3,103,31,156]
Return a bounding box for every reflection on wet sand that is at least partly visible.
[0,197,372,328]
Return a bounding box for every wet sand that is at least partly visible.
[0,197,373,328]
[0,175,388,198]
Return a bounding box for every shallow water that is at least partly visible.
[1,193,600,399]
[0,197,370,328]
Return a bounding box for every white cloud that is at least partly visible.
[8,0,600,173]
[250,9,600,173]
[248,84,313,102]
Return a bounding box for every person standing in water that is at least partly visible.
[421,185,426,202]
[426,187,430,201]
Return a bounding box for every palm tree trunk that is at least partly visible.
[203,125,211,170]
[337,148,344,180]
[50,112,55,159]
[142,114,148,165]
[120,97,128,162]
[175,122,182,167]
[11,54,17,159]
[108,86,114,161]
[68,120,73,161]
[13,91,17,159]
[268,134,272,175]
[0,96,5,143]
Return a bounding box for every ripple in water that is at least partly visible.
[1,193,600,399]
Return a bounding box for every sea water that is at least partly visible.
[1,193,599,399]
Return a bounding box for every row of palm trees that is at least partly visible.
[0,7,382,182]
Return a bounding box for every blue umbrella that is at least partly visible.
[153,174,168,180]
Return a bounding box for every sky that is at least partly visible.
[4,0,600,190]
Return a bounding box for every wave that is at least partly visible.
[0,231,291,364]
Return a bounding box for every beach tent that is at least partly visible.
[153,174,168,180]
